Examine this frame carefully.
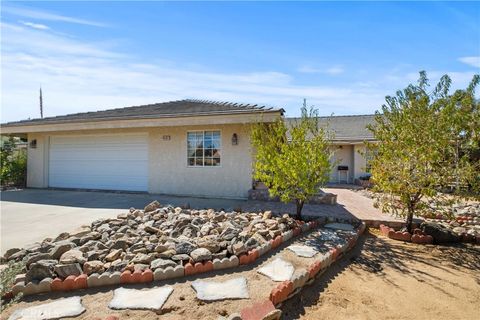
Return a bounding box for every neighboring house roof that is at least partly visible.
[2,99,284,127]
[286,114,377,142]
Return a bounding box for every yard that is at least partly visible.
[283,231,480,320]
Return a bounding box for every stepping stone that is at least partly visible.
[324,223,355,231]
[109,286,173,310]
[257,258,294,282]
[8,296,85,320]
[287,245,318,258]
[191,277,249,301]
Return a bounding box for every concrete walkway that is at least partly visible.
[1,188,401,254]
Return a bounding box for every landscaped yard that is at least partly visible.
[283,231,480,320]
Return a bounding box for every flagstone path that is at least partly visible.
[4,225,358,320]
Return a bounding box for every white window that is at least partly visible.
[187,131,221,167]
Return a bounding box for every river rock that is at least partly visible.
[55,263,82,278]
[59,249,86,264]
[49,241,76,260]
[25,259,57,282]
[175,241,197,254]
[144,200,161,213]
[190,248,212,262]
[83,260,105,275]
[150,258,177,270]
[105,249,123,262]
[421,222,459,243]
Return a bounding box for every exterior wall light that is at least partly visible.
[231,133,238,145]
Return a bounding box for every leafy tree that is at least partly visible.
[251,102,332,220]
[367,71,480,232]
[1,137,27,187]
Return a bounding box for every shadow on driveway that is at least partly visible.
[0,188,246,210]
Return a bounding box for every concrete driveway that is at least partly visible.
[0,189,245,254]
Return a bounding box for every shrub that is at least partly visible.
[0,137,27,187]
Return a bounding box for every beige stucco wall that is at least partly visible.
[327,143,370,183]
[353,144,368,179]
[26,124,253,199]
[329,145,354,183]
[26,133,49,188]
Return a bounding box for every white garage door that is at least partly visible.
[49,133,148,191]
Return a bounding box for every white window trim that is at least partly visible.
[186,130,222,168]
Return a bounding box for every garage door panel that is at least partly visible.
[48,134,149,191]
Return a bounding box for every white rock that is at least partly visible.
[287,245,318,258]
[257,258,294,282]
[8,296,85,320]
[192,277,249,301]
[324,223,354,231]
[108,286,173,310]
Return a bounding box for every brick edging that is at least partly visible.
[9,218,336,298]
[238,221,366,319]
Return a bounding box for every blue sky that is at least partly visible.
[1,1,479,121]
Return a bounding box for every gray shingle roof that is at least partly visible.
[2,99,284,127]
[286,114,377,141]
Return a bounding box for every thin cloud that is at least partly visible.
[297,65,344,75]
[458,56,480,68]
[19,20,50,30]
[3,6,107,27]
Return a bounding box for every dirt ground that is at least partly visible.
[2,230,479,320]
[283,230,480,320]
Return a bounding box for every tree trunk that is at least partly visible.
[406,208,414,233]
[295,199,304,221]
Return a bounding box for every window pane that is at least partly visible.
[204,149,213,157]
[213,150,221,158]
[204,157,213,166]
[212,131,220,139]
[212,139,221,149]
[188,158,195,166]
[195,158,204,166]
[212,157,221,166]
[188,148,197,157]
[204,137,213,149]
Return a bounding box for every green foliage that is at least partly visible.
[367,71,480,230]
[0,260,25,312]
[251,102,333,219]
[1,137,27,187]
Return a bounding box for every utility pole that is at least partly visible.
[39,87,43,118]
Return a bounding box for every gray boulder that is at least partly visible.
[25,259,57,282]
[150,258,177,270]
[175,241,197,254]
[49,241,76,260]
[54,263,82,278]
[190,248,212,262]
[421,222,460,243]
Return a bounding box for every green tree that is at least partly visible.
[251,102,333,220]
[367,71,480,232]
[1,137,27,187]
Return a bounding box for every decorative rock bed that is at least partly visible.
[379,208,480,245]
[3,200,365,298]
[3,210,366,320]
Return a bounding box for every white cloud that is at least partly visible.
[458,56,480,68]
[1,23,389,121]
[297,65,344,75]
[19,20,50,30]
[8,22,476,122]
[3,5,106,27]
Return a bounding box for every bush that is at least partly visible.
[1,137,27,187]
[0,260,25,312]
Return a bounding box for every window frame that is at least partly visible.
[186,130,222,168]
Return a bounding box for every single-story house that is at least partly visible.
[287,115,377,184]
[1,99,376,198]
